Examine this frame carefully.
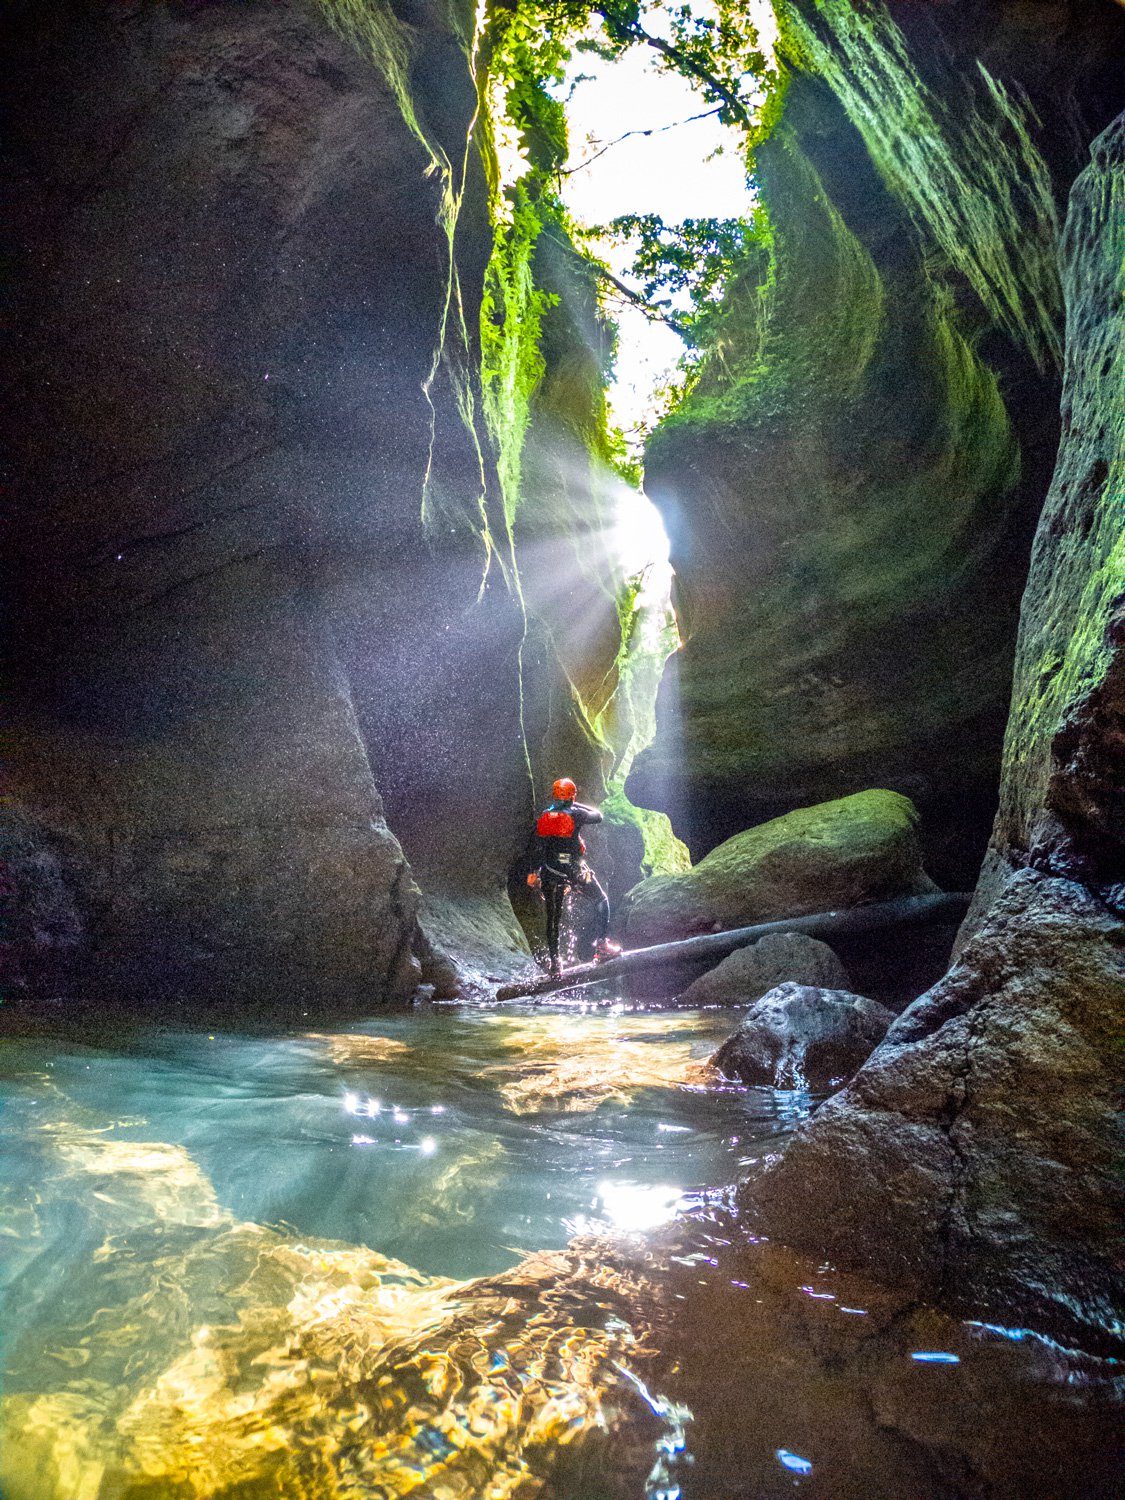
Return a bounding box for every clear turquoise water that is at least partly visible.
[0,1000,1118,1500]
[0,1002,780,1284]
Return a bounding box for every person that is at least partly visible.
[528,777,621,976]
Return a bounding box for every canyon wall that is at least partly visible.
[1,0,614,1009]
[629,0,1123,887]
[753,111,1124,1351]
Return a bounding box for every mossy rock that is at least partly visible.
[621,790,937,946]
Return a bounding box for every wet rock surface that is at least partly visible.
[1,1099,1119,1500]
[629,1,1125,887]
[964,110,1125,934]
[752,872,1125,1350]
[675,932,851,1008]
[1,0,613,1010]
[0,805,85,1002]
[2,0,465,1008]
[417,889,537,1002]
[1,975,1121,1500]
[621,790,936,948]
[712,983,893,1090]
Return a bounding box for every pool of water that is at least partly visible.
[1,999,1118,1499]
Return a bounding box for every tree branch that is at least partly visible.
[595,9,756,132]
[560,105,722,176]
[593,265,690,336]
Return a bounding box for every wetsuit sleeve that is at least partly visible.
[528,826,544,869]
[572,803,603,827]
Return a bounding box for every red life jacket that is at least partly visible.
[535,799,598,876]
[537,807,576,839]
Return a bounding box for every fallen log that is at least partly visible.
[493,891,972,1002]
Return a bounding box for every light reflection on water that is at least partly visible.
[1,1003,775,1284]
[0,1001,1119,1499]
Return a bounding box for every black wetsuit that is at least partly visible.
[534,799,610,964]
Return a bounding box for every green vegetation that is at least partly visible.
[479,183,556,531]
[494,0,772,130]
[777,0,1061,368]
[596,572,692,875]
[594,213,763,343]
[313,0,779,874]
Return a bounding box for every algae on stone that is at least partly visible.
[622,789,936,946]
[968,111,1125,921]
[751,116,1125,1351]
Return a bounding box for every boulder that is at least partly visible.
[621,790,936,947]
[675,932,851,1008]
[417,889,537,1002]
[712,984,894,1090]
[750,874,1125,1349]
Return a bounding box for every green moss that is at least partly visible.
[603,785,691,878]
[652,131,885,443]
[314,0,430,152]
[1005,155,1125,808]
[775,0,1062,368]
[638,83,1026,798]
[591,572,691,875]
[622,789,934,942]
[480,183,556,530]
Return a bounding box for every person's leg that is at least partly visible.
[575,870,611,943]
[544,878,564,971]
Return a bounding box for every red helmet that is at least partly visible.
[552,777,577,802]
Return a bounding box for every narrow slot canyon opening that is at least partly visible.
[3,2,1123,1495]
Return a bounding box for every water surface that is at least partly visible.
[1,1000,1117,1498]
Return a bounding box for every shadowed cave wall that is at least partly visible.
[1,0,621,1009]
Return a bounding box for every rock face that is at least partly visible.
[675,932,850,1008]
[751,116,1125,1350]
[628,0,1125,887]
[753,874,1124,1347]
[621,790,935,947]
[0,808,85,1002]
[0,0,620,1008]
[713,984,894,1090]
[964,111,1125,932]
[2,0,475,1009]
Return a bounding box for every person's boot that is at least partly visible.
[593,937,622,962]
[549,956,562,978]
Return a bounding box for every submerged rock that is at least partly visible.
[675,932,851,1008]
[621,790,936,947]
[712,984,894,1090]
